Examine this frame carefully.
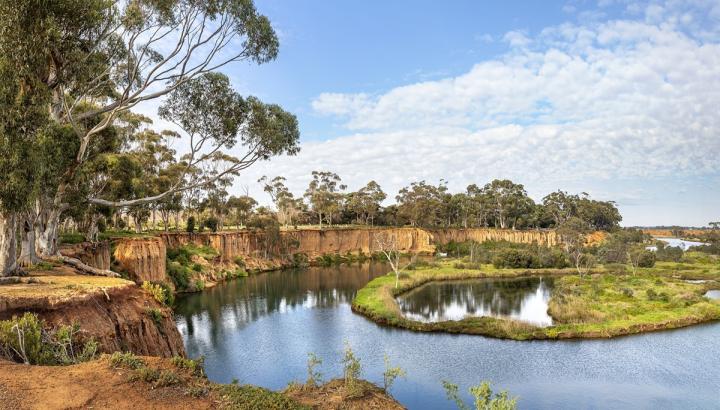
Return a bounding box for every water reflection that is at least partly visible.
[174,261,391,349]
[397,277,554,326]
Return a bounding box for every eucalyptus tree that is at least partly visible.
[396,180,447,227]
[227,195,257,228]
[259,175,302,226]
[482,179,532,229]
[304,171,346,228]
[0,0,300,275]
[347,181,386,225]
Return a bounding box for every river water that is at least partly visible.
[174,262,720,409]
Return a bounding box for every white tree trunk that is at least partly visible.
[19,217,39,266]
[35,207,61,257]
[0,212,19,276]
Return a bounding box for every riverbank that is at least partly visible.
[351,260,720,340]
[0,354,403,410]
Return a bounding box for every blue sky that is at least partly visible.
[150,1,720,227]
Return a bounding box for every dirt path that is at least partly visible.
[0,358,216,410]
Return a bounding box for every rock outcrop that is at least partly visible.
[113,237,167,284]
[0,282,184,358]
[430,228,559,247]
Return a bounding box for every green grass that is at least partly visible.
[351,259,720,340]
[214,384,309,410]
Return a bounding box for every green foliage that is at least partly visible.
[382,354,406,394]
[192,263,203,272]
[194,279,206,291]
[142,281,174,306]
[59,232,86,245]
[305,353,323,387]
[341,341,362,395]
[655,244,684,262]
[233,256,245,267]
[109,352,146,370]
[0,313,98,365]
[171,355,206,377]
[156,370,182,387]
[637,251,656,268]
[215,384,309,410]
[203,217,219,232]
[186,216,196,233]
[442,380,518,410]
[440,241,568,269]
[146,308,165,328]
[166,260,191,291]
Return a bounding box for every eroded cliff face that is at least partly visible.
[109,228,564,288]
[0,283,184,358]
[113,238,167,284]
[59,241,111,270]
[430,228,560,248]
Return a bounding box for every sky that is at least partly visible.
[141,0,720,227]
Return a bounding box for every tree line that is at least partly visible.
[149,171,620,235]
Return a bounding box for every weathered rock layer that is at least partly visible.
[0,284,185,358]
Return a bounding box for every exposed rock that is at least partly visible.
[113,237,167,284]
[0,282,185,358]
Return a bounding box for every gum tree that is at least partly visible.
[0,0,299,276]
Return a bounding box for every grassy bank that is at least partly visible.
[351,259,720,340]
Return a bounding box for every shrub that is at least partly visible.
[0,313,98,365]
[193,280,206,291]
[146,308,165,328]
[186,216,195,233]
[341,342,362,396]
[493,249,536,269]
[233,256,245,267]
[192,263,203,272]
[203,217,219,232]
[637,250,656,268]
[305,353,323,387]
[142,281,174,306]
[656,246,683,262]
[109,352,145,370]
[442,380,518,410]
[131,366,160,383]
[382,354,406,395]
[171,355,205,377]
[621,288,634,298]
[166,261,191,291]
[155,370,181,387]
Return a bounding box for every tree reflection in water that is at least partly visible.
[396,277,554,326]
[174,261,392,348]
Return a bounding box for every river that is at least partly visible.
[174,262,720,409]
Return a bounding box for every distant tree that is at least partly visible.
[542,190,578,227]
[396,180,447,227]
[347,181,386,225]
[373,232,414,288]
[483,179,533,229]
[304,171,346,228]
[557,217,594,276]
[227,195,257,229]
[710,221,720,230]
[259,175,303,226]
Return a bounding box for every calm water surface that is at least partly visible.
[175,262,720,410]
[397,277,554,326]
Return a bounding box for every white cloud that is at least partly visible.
[235,3,720,225]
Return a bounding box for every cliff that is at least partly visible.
[59,241,111,270]
[105,227,567,289]
[0,270,185,358]
[113,237,167,284]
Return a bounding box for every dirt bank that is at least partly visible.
[0,269,184,358]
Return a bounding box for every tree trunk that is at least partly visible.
[35,206,61,257]
[19,217,39,267]
[134,216,143,234]
[0,212,19,276]
[85,214,99,242]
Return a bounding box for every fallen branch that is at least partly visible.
[55,256,121,278]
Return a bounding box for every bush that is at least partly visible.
[382,355,406,394]
[341,342,362,396]
[203,217,219,233]
[186,216,196,233]
[637,251,656,268]
[493,249,536,269]
[142,281,174,306]
[109,352,145,370]
[442,380,518,410]
[0,313,98,365]
[233,256,245,267]
[171,355,205,377]
[306,353,323,387]
[146,308,165,328]
[656,245,683,262]
[166,260,191,291]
